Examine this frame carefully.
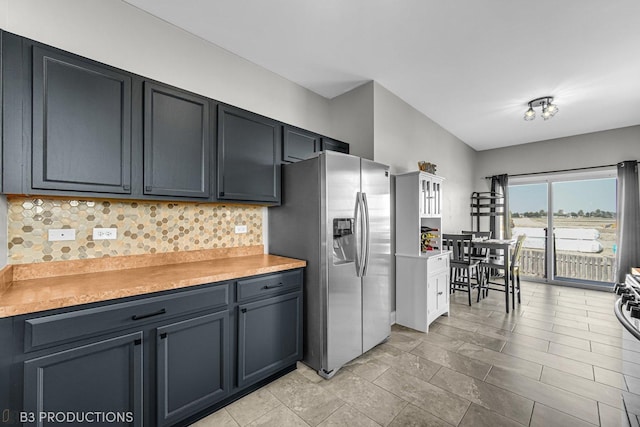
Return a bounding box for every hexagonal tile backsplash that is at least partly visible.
[7,197,263,264]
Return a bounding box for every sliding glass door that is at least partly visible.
[509,171,617,287]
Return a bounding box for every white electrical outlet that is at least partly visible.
[234,225,248,234]
[48,229,76,241]
[93,228,118,240]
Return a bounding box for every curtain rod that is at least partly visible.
[483,161,638,180]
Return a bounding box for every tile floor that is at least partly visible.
[192,281,640,426]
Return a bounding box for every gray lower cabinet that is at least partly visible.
[237,292,302,387]
[156,311,229,426]
[8,269,303,426]
[23,332,143,427]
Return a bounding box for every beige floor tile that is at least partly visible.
[190,409,240,427]
[316,404,379,427]
[430,366,533,425]
[322,370,407,426]
[549,342,640,378]
[514,324,591,350]
[553,325,640,353]
[529,403,596,427]
[385,331,423,352]
[344,356,390,382]
[627,375,640,395]
[391,323,429,341]
[431,323,507,351]
[502,341,593,379]
[458,403,526,427]
[388,403,453,426]
[410,341,492,380]
[485,366,600,425]
[591,341,640,363]
[374,351,442,382]
[246,405,309,427]
[296,362,324,384]
[598,402,640,427]
[373,368,470,426]
[594,366,629,391]
[226,388,282,426]
[457,342,543,380]
[267,371,344,426]
[418,329,466,351]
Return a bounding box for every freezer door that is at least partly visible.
[324,152,363,373]
[361,159,391,352]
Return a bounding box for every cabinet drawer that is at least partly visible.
[427,254,449,274]
[24,283,229,352]
[237,270,302,302]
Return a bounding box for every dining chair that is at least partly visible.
[442,233,482,306]
[478,234,526,307]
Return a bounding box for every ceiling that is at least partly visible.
[123,0,640,151]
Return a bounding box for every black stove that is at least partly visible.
[614,274,640,341]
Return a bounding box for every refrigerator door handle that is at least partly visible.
[354,192,363,277]
[362,192,371,276]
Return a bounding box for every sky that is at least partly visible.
[509,178,617,213]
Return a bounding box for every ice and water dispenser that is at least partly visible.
[332,218,355,264]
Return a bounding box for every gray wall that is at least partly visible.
[475,125,640,191]
[329,82,374,160]
[0,0,332,137]
[373,83,478,233]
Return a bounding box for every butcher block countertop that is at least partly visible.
[0,245,305,318]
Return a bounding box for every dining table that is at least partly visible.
[471,238,517,313]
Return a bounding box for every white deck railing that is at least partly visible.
[519,249,616,283]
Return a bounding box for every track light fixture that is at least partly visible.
[524,96,559,121]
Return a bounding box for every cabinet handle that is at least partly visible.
[145,186,152,192]
[134,338,142,346]
[262,283,284,290]
[241,308,247,313]
[131,308,166,321]
[123,185,130,191]
[219,191,225,197]
[159,333,168,339]
[438,292,444,295]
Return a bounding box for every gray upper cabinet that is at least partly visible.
[143,82,210,198]
[282,126,320,163]
[31,46,132,194]
[321,137,349,154]
[217,105,281,204]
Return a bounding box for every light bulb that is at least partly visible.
[524,107,536,121]
[547,103,559,116]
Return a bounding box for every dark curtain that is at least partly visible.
[615,160,640,283]
[490,174,510,239]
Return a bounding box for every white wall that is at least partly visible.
[373,83,477,233]
[1,0,332,136]
[475,125,640,192]
[329,82,374,160]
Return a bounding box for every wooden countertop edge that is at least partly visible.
[0,255,306,318]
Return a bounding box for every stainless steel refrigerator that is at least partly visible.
[269,151,391,378]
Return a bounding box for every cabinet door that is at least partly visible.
[282,126,320,162]
[31,46,132,194]
[320,137,349,154]
[156,311,229,426]
[217,105,281,203]
[237,292,302,388]
[23,332,143,427]
[427,268,449,321]
[143,82,210,198]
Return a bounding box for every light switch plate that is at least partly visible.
[93,228,117,240]
[235,225,248,234]
[48,229,76,241]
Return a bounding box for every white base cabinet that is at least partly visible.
[396,252,450,332]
